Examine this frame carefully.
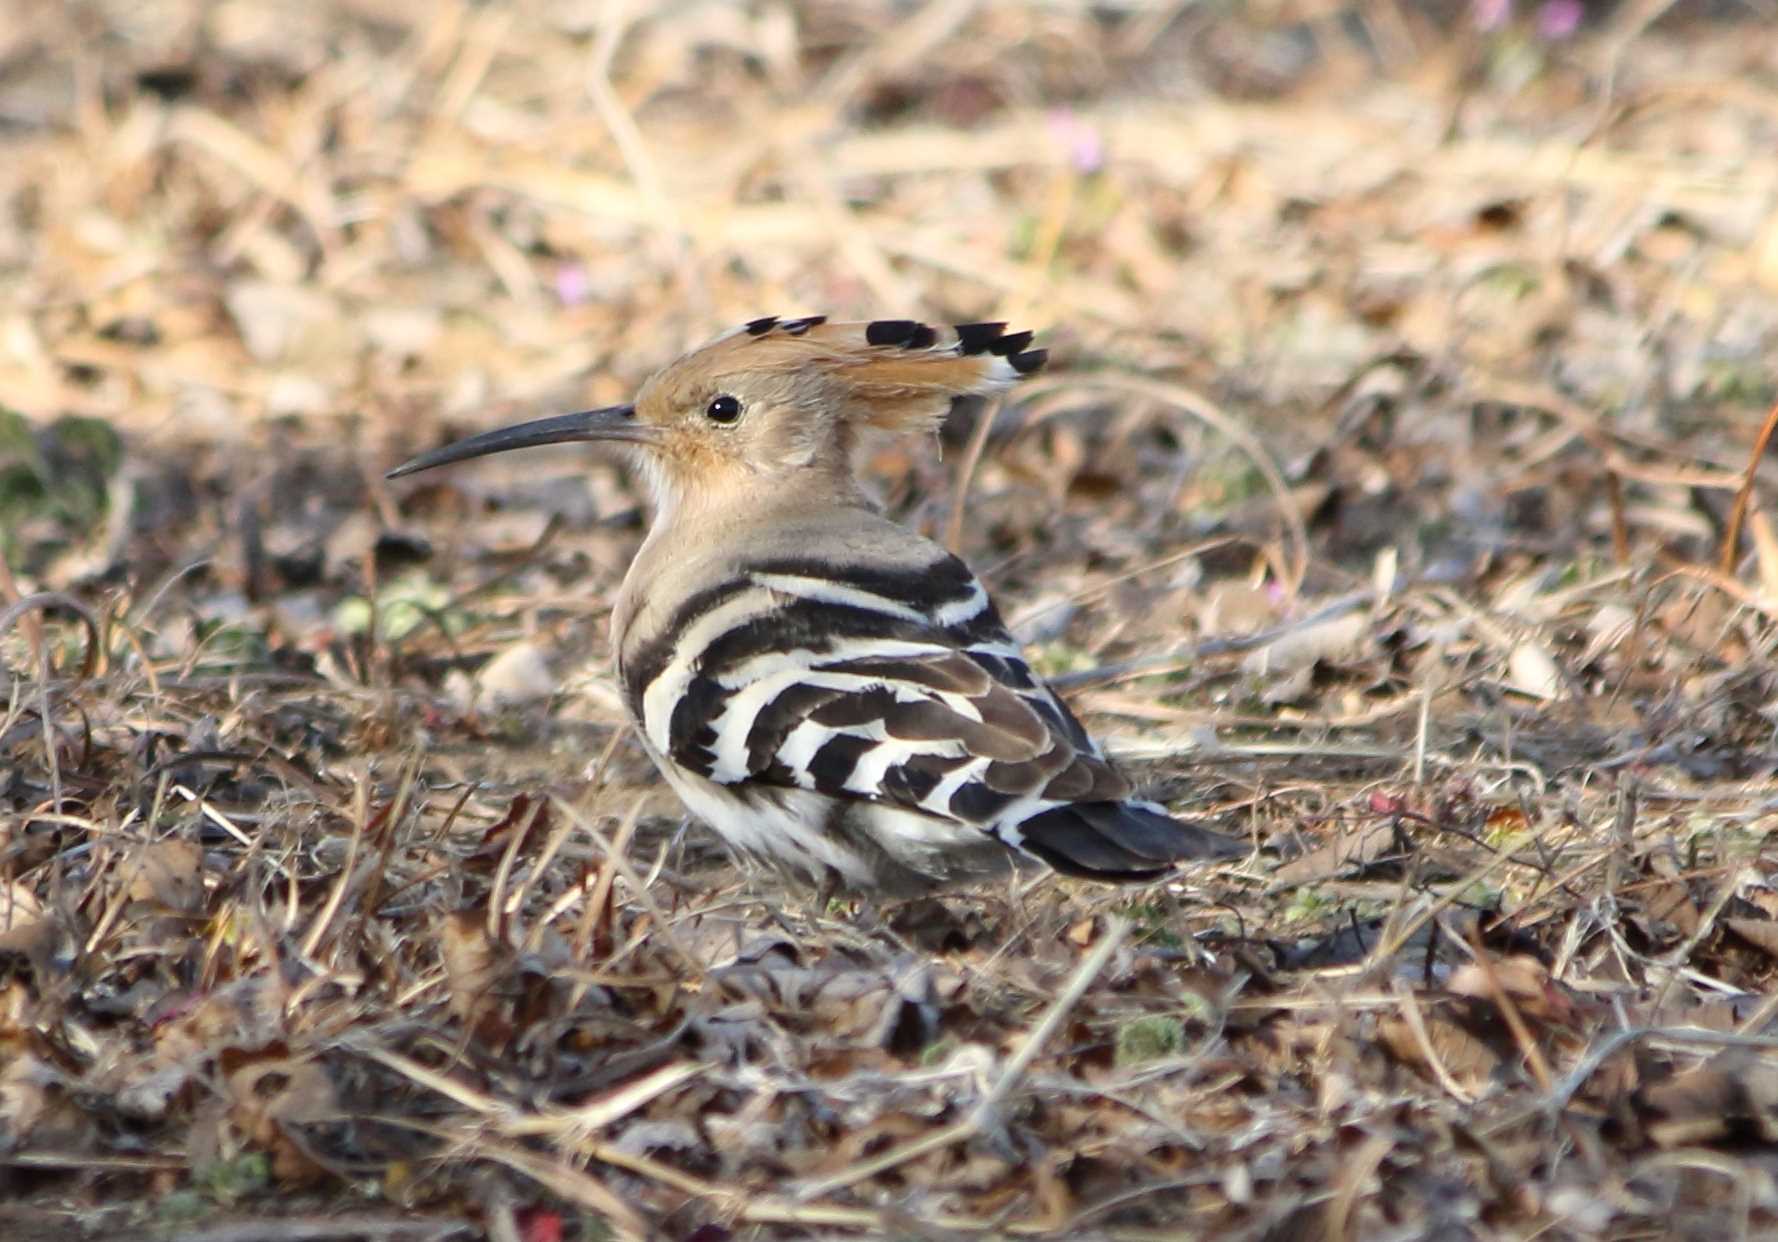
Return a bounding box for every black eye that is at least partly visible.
[705,394,741,424]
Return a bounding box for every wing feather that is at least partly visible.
[652,553,1127,828]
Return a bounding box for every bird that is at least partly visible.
[389,316,1243,896]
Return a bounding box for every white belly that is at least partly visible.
[656,760,872,883]
[641,737,1017,893]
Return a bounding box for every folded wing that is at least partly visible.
[623,550,1238,879]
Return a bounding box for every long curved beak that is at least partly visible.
[385,405,649,479]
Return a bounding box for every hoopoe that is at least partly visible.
[390,316,1242,895]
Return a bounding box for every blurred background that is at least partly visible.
[5,2,1775,617]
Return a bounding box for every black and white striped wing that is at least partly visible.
[622,555,1212,878]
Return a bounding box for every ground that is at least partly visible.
[3,2,1778,1239]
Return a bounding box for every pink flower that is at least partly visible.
[1474,0,1512,30]
[1474,0,1585,37]
[554,260,590,307]
[1537,0,1583,38]
[1048,109,1104,175]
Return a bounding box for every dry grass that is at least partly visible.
[5,2,1778,1238]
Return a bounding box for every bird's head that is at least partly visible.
[386,316,1046,511]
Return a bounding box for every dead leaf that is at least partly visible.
[440,909,508,1041]
[1378,1007,1501,1090]
[1505,641,1562,700]
[1449,956,1580,1028]
[1724,918,1778,961]
[475,641,558,708]
[0,882,52,956]
[1270,819,1398,886]
[1241,609,1366,676]
[1581,603,1636,664]
[221,1045,340,1185]
[1199,581,1277,636]
[1635,1053,1778,1148]
[126,838,205,913]
[0,1050,68,1149]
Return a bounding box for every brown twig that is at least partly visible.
[1717,394,1778,576]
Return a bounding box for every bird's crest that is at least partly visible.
[650,316,1048,435]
